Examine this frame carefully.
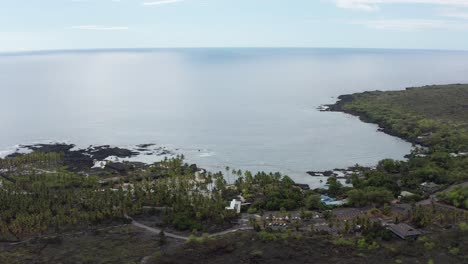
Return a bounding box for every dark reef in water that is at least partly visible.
[7,144,140,173]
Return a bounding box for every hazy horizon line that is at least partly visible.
[1,46,467,56]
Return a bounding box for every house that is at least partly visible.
[225,199,242,214]
[387,223,422,240]
[399,191,416,198]
[332,208,363,220]
[313,220,341,234]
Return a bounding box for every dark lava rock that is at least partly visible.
[189,164,198,173]
[0,172,16,183]
[105,162,127,173]
[158,150,172,156]
[137,144,155,149]
[89,146,137,160]
[63,151,94,172]
[18,144,94,172]
[13,143,139,173]
[23,143,75,153]
[294,183,310,190]
[5,152,24,159]
[323,170,334,177]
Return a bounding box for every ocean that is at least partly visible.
[2,48,468,187]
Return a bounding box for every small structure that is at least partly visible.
[321,195,347,206]
[237,195,246,203]
[450,152,468,158]
[387,223,422,240]
[225,199,242,214]
[400,191,416,198]
[313,220,341,234]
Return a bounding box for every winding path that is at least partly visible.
[124,214,252,241]
[416,181,468,213]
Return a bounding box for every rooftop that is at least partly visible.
[391,204,412,214]
[332,208,363,219]
[387,223,422,239]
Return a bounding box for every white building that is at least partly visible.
[225,199,242,214]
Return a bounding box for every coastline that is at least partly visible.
[324,93,419,147]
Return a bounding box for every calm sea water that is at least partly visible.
[2,48,468,187]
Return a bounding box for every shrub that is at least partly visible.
[459,222,468,231]
[247,207,258,214]
[357,239,367,249]
[258,231,278,241]
[187,235,203,244]
[333,237,354,246]
[449,247,460,255]
[424,242,435,250]
[367,241,380,250]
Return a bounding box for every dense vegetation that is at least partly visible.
[437,185,468,209]
[333,84,468,152]
[0,150,316,241]
[329,84,468,205]
[0,154,237,240]
[234,172,306,211]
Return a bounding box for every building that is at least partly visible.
[321,195,347,206]
[387,223,422,240]
[332,208,363,220]
[400,191,416,197]
[225,199,242,214]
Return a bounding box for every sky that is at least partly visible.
[1,0,468,51]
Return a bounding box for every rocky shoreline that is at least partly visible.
[321,93,423,147]
[4,143,178,174]
[310,93,417,181]
[306,167,363,179]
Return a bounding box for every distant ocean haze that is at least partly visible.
[2,48,468,188]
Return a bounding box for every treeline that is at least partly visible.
[436,186,468,209]
[0,152,63,171]
[0,155,236,240]
[0,174,135,240]
[234,171,315,211]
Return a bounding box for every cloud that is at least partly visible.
[142,0,185,6]
[352,19,468,30]
[70,25,129,30]
[334,0,468,11]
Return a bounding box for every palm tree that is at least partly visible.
[225,166,231,184]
